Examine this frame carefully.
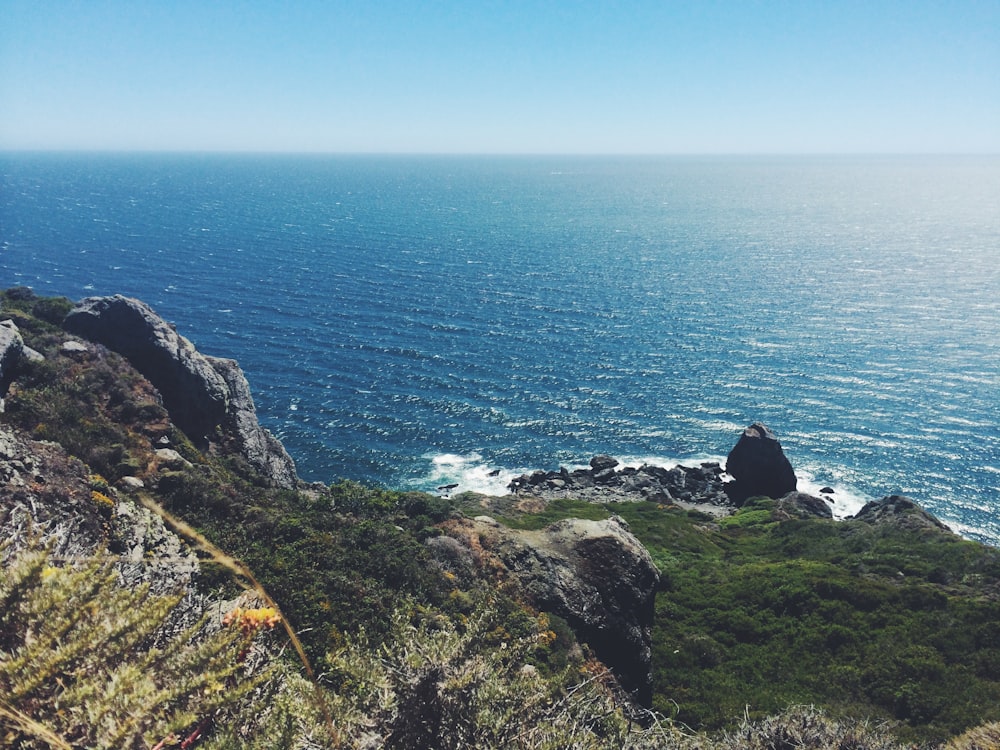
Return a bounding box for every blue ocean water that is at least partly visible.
[2,153,999,544]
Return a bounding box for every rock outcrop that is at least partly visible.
[208,356,298,489]
[509,456,732,512]
[853,495,952,534]
[63,295,297,488]
[432,514,660,705]
[0,425,198,593]
[0,319,26,401]
[724,422,797,504]
[775,491,833,519]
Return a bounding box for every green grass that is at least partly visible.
[7,288,1000,746]
[481,493,1000,743]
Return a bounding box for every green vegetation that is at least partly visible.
[477,495,1000,743]
[0,545,272,749]
[5,288,1000,747]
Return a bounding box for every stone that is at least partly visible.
[64,295,297,488]
[435,514,660,706]
[60,340,90,355]
[154,448,190,471]
[0,320,25,399]
[775,491,833,519]
[208,356,298,489]
[64,296,230,442]
[852,495,951,534]
[507,456,732,510]
[590,454,619,472]
[22,346,45,362]
[724,423,797,504]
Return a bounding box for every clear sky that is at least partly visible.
[1,0,998,154]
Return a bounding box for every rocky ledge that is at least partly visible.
[430,513,660,706]
[64,295,298,489]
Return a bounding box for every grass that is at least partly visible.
[6,287,1000,746]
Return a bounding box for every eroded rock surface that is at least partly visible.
[0,319,26,400]
[433,514,660,705]
[0,425,198,593]
[853,494,951,534]
[64,295,297,488]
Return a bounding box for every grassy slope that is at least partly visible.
[6,288,1000,745]
[462,495,1000,743]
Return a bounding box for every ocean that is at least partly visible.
[2,153,998,544]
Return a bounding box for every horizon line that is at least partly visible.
[2,148,999,158]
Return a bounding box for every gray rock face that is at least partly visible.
[435,515,660,706]
[775,491,833,519]
[64,296,229,440]
[853,495,951,534]
[208,356,299,489]
[725,422,797,504]
[64,295,297,488]
[0,319,26,400]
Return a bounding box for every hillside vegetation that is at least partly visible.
[3,287,1000,748]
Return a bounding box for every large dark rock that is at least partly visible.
[64,295,297,488]
[433,515,660,706]
[775,491,833,519]
[724,423,797,504]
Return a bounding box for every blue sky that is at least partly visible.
[1,1,997,153]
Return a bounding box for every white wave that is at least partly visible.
[407,452,527,497]
[794,469,872,519]
[615,453,728,471]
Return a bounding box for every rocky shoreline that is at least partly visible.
[508,455,737,516]
[506,422,832,518]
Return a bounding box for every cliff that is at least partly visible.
[63,294,298,488]
[3,287,1000,749]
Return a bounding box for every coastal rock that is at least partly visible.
[208,356,299,489]
[63,295,297,488]
[775,491,834,519]
[508,458,732,512]
[724,422,797,504]
[590,454,620,472]
[435,514,660,705]
[64,296,230,441]
[0,319,26,400]
[853,495,951,534]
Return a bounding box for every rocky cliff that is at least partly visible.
[431,513,660,705]
[5,288,1000,745]
[63,295,298,488]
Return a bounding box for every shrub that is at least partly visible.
[0,546,274,749]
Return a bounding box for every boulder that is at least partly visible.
[775,491,833,519]
[0,319,26,400]
[724,423,797,504]
[852,495,951,534]
[64,295,297,488]
[435,514,660,705]
[590,454,619,472]
[64,296,230,441]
